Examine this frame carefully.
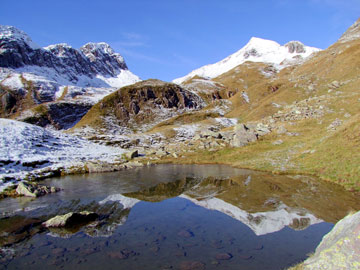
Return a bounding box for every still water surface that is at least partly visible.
[1,164,359,270]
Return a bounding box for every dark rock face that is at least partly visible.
[1,91,17,113]
[22,102,92,129]
[0,26,128,82]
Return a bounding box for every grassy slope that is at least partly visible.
[161,38,360,192]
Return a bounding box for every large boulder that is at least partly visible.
[302,211,360,269]
[230,124,258,147]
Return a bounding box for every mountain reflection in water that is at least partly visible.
[1,164,359,270]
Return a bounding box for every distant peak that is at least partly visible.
[245,37,281,48]
[0,25,39,49]
[173,36,320,84]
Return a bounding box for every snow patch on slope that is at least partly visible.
[0,119,125,189]
[173,37,320,84]
[96,69,141,89]
[0,73,24,90]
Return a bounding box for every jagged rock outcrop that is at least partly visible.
[80,42,128,75]
[338,18,360,43]
[74,79,204,134]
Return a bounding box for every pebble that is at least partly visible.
[177,229,194,238]
[215,252,233,260]
[51,248,65,256]
[239,254,253,260]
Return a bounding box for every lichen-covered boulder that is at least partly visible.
[43,211,99,228]
[16,182,60,197]
[303,211,360,270]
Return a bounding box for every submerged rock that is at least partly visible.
[215,252,233,260]
[179,261,205,270]
[16,182,60,198]
[0,216,43,246]
[43,211,99,228]
[302,211,360,270]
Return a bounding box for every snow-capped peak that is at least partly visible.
[0,25,40,50]
[44,43,72,51]
[173,37,320,84]
[244,37,281,51]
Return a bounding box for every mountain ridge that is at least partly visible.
[0,25,141,127]
[0,25,139,88]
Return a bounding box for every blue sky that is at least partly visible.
[1,0,359,81]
